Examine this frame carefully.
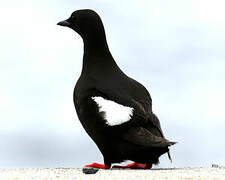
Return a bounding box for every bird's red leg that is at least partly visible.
[112,162,152,169]
[84,162,111,169]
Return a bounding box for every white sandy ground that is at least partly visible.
[0,166,225,180]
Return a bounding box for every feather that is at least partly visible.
[92,96,133,126]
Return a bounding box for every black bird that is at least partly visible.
[57,9,176,169]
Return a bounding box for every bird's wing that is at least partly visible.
[93,87,148,126]
[95,77,159,127]
[123,127,176,148]
[91,96,134,126]
[95,80,149,118]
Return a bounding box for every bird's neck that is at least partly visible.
[81,32,118,76]
[83,31,110,57]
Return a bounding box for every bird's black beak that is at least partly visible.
[57,20,71,27]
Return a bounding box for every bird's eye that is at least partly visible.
[71,15,76,19]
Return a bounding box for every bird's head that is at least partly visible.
[57,9,105,41]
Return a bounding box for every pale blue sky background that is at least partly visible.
[1,0,225,167]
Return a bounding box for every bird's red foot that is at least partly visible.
[84,162,111,169]
[112,162,152,169]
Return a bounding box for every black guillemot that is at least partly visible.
[57,9,176,169]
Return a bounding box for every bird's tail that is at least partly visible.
[168,151,172,162]
[167,141,177,162]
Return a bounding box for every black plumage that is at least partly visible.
[57,9,176,169]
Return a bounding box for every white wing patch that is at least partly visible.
[92,96,133,126]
